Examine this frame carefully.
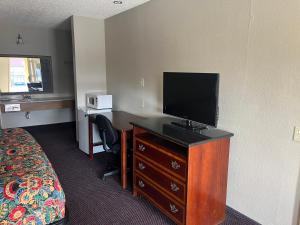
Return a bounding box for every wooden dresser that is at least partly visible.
[131,117,233,225]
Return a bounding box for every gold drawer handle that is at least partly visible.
[138,180,145,188]
[170,182,180,192]
[138,144,146,152]
[171,160,181,170]
[138,162,146,170]
[169,204,179,214]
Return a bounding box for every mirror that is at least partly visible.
[0,55,53,94]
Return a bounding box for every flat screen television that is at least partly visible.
[0,55,53,94]
[163,72,219,128]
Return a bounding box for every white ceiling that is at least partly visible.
[0,0,150,30]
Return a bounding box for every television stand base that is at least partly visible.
[171,120,208,131]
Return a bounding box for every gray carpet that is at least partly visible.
[25,123,260,225]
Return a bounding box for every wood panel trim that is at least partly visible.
[121,130,127,189]
[185,138,230,225]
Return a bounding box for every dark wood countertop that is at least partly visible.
[131,116,234,147]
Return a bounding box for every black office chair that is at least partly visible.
[95,114,121,181]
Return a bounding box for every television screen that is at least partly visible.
[0,55,53,94]
[163,72,219,127]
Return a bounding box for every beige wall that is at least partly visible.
[71,16,107,109]
[105,0,300,224]
[0,58,9,92]
[71,16,107,140]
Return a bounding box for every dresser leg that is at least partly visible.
[133,189,137,197]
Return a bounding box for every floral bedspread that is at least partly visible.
[0,128,65,225]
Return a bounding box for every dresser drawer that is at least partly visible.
[135,157,186,204]
[136,175,185,224]
[136,140,187,180]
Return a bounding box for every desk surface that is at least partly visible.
[90,111,144,131]
[91,111,144,131]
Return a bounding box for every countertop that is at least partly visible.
[0,96,74,104]
[0,96,75,113]
[131,116,234,147]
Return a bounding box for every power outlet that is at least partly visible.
[141,99,145,108]
[140,78,145,88]
[293,127,300,142]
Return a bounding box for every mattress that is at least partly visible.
[0,128,66,225]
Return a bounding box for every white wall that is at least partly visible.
[0,24,75,127]
[105,0,300,224]
[71,16,107,109]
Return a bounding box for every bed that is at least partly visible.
[0,128,67,225]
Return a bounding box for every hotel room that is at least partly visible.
[0,0,299,225]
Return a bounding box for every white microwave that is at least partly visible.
[86,93,112,110]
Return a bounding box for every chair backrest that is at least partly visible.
[95,114,119,149]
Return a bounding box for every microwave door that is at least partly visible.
[89,97,95,105]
